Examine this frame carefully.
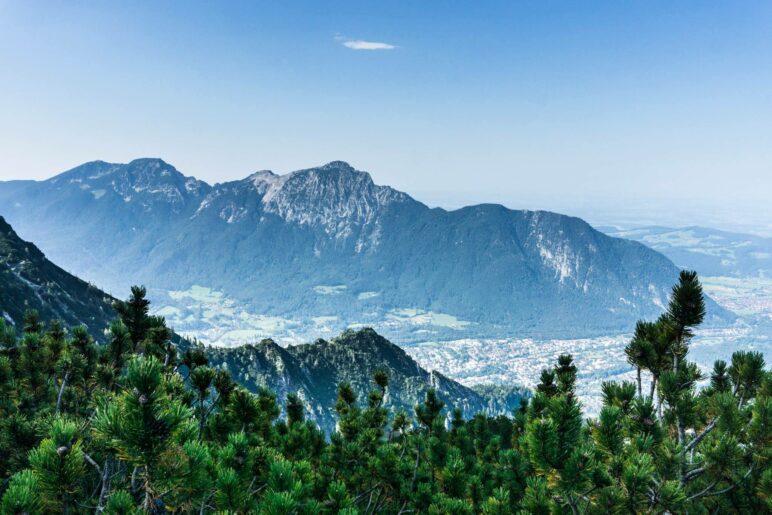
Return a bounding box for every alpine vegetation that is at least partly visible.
[0,272,768,513]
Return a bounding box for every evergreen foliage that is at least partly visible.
[0,271,768,513]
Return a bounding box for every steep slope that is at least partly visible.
[0,159,732,340]
[205,328,526,434]
[0,216,115,335]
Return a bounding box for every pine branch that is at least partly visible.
[683,381,746,455]
[683,466,705,482]
[83,453,102,475]
[684,419,717,453]
[96,457,112,513]
[354,483,382,504]
[687,467,755,502]
[56,371,70,415]
[649,376,657,401]
[409,448,421,493]
[686,480,718,502]
[636,367,642,398]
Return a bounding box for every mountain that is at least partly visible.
[0,158,732,342]
[0,216,115,335]
[205,328,526,434]
[598,225,772,278]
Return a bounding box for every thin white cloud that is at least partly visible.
[340,39,396,51]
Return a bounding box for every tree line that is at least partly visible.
[0,272,769,513]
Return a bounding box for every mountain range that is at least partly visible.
[0,158,731,342]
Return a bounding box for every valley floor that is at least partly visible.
[406,275,772,415]
[156,274,772,416]
[403,323,769,416]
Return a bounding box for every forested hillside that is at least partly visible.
[0,272,768,513]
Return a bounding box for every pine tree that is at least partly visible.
[22,309,41,335]
[286,392,305,427]
[26,418,86,514]
[625,321,655,397]
[535,369,558,398]
[113,286,151,349]
[93,355,196,509]
[555,354,578,396]
[664,270,706,446]
[0,469,42,515]
[106,320,131,371]
[190,365,216,438]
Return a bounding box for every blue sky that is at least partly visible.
[0,1,770,223]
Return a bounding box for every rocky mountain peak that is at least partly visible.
[116,158,210,200]
[247,170,290,203]
[123,157,179,176]
[52,158,211,208]
[320,160,355,170]
[193,161,415,230]
[256,162,414,238]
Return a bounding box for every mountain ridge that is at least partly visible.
[0,158,733,341]
[205,328,526,434]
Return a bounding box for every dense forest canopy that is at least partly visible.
[0,274,769,514]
